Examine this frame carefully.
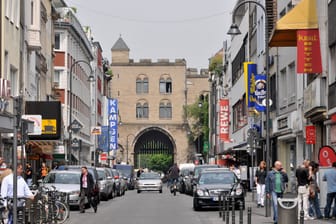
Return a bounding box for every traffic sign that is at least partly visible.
[100,153,107,161]
[70,119,82,133]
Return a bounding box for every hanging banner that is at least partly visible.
[98,126,109,152]
[244,62,256,108]
[297,29,322,74]
[305,125,316,144]
[108,99,118,151]
[219,99,230,142]
[254,75,266,112]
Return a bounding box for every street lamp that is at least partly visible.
[68,60,94,165]
[227,0,271,217]
[126,134,135,165]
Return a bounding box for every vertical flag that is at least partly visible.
[98,126,109,152]
[108,98,118,151]
[254,75,266,112]
[244,62,257,108]
[219,99,230,142]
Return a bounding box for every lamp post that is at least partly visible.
[227,0,271,217]
[68,60,94,165]
[126,134,135,165]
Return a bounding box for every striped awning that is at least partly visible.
[26,140,61,155]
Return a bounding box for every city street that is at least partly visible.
[66,189,336,224]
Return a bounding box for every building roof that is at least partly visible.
[111,37,130,51]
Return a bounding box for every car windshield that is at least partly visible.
[115,165,133,177]
[194,165,218,178]
[44,172,80,184]
[199,172,236,185]
[139,172,160,180]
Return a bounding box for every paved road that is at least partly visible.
[66,189,335,224]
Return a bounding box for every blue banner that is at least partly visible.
[254,75,266,112]
[98,126,109,152]
[244,63,257,108]
[108,98,118,151]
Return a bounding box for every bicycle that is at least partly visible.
[0,197,27,224]
[170,179,178,196]
[35,185,69,224]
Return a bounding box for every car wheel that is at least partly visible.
[137,190,141,194]
[159,189,162,193]
[193,198,201,211]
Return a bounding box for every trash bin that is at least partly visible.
[278,198,298,224]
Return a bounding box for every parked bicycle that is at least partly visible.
[0,197,27,224]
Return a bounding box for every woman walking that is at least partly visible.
[255,161,267,207]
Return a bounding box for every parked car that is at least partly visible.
[193,168,245,211]
[136,172,163,193]
[58,165,100,204]
[184,164,219,195]
[110,168,127,196]
[179,167,194,194]
[96,167,114,200]
[42,170,84,207]
[114,164,135,190]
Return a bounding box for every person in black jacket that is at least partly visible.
[80,166,97,213]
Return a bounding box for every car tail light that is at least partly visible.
[114,175,119,179]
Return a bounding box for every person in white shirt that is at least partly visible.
[1,163,34,224]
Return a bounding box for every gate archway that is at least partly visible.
[133,127,175,171]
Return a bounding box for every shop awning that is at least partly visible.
[269,0,318,47]
[26,140,61,155]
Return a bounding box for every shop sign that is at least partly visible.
[319,146,336,167]
[297,29,322,74]
[219,99,230,142]
[305,125,316,144]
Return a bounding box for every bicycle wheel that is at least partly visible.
[54,201,69,224]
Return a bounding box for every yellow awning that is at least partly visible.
[269,0,318,47]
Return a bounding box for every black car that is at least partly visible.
[193,168,245,211]
[113,164,135,190]
[185,164,219,195]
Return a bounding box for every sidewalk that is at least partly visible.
[242,192,335,224]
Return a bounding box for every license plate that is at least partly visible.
[213,197,218,201]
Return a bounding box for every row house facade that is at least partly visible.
[217,0,335,194]
[0,0,107,170]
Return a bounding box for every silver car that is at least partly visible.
[136,172,163,193]
[96,167,114,200]
[43,170,85,207]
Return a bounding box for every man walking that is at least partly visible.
[80,166,97,213]
[1,164,34,224]
[265,161,288,224]
[323,161,336,220]
[296,160,314,220]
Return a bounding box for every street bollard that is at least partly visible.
[299,209,304,224]
[223,195,226,221]
[219,193,222,218]
[247,207,252,224]
[231,197,235,224]
[239,200,243,224]
[226,196,230,224]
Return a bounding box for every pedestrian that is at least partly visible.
[296,159,314,220]
[322,161,336,220]
[25,162,33,187]
[167,163,180,188]
[1,163,34,224]
[255,160,267,208]
[79,166,97,213]
[137,167,143,178]
[265,161,288,224]
[0,157,7,168]
[230,163,241,179]
[308,161,323,219]
[39,162,49,180]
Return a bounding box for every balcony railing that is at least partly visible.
[303,77,327,117]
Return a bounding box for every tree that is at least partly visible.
[146,154,172,173]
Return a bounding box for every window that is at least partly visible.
[54,70,61,84]
[231,37,247,85]
[159,77,172,94]
[10,66,18,96]
[136,76,149,94]
[54,33,61,50]
[159,100,172,119]
[136,102,149,119]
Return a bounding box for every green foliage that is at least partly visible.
[139,154,172,173]
[209,54,223,77]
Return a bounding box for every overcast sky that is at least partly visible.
[66,0,237,70]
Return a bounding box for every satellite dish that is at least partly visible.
[262,99,273,106]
